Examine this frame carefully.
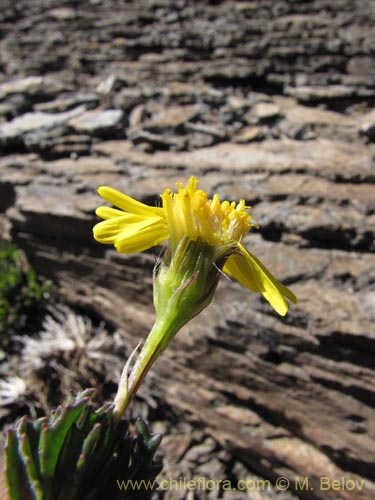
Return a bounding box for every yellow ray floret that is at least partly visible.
[93,187,168,253]
[224,244,296,316]
[93,177,297,315]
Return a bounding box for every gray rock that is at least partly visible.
[0,106,86,141]
[253,102,282,122]
[360,109,375,140]
[141,105,202,132]
[0,76,69,100]
[285,85,357,102]
[233,126,264,143]
[47,7,80,21]
[34,93,99,113]
[128,129,187,151]
[68,108,124,135]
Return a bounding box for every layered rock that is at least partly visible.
[1,0,374,98]
[0,1,374,499]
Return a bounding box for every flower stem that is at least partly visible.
[113,319,175,422]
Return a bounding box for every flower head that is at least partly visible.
[94,176,296,316]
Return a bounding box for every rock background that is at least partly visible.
[0,1,374,499]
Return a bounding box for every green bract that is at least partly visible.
[154,237,226,350]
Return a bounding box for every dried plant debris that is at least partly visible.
[0,377,27,408]
[18,304,124,379]
[1,304,128,421]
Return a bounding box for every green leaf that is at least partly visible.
[76,423,102,473]
[19,432,44,500]
[39,398,90,497]
[5,430,34,500]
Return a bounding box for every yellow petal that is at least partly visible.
[224,243,297,316]
[98,186,164,218]
[93,215,147,243]
[96,206,130,220]
[94,216,168,253]
[115,220,169,253]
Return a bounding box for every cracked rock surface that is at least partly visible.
[0,1,374,499]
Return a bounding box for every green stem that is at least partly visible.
[113,319,176,422]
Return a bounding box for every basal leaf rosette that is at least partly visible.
[4,389,162,500]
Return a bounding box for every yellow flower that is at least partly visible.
[94,176,296,315]
[95,176,298,417]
